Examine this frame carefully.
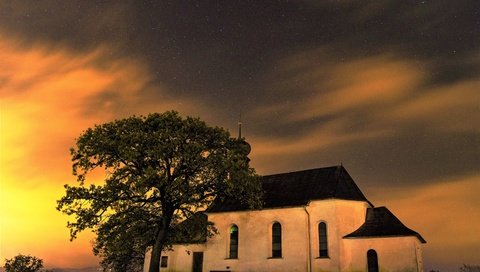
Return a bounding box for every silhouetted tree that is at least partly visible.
[57,111,262,272]
[4,254,43,272]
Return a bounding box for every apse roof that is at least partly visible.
[343,206,426,243]
[208,165,372,213]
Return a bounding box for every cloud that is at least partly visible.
[0,39,146,182]
[385,79,480,133]
[250,116,392,158]
[249,51,426,158]
[0,35,212,182]
[253,49,426,120]
[289,54,425,121]
[252,46,479,140]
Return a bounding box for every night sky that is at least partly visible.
[1,1,479,270]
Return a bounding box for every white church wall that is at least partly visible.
[307,199,370,272]
[343,236,423,272]
[205,206,310,272]
[144,244,206,272]
[143,199,423,272]
[205,199,369,272]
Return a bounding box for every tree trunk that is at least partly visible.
[148,232,162,272]
[149,215,172,272]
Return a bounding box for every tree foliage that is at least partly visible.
[57,111,262,272]
[4,254,44,272]
[92,206,153,272]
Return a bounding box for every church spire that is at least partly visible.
[234,114,251,158]
[238,113,242,139]
[238,120,242,139]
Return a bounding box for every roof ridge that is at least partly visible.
[262,165,341,178]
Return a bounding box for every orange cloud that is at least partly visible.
[385,79,480,133]
[286,54,426,121]
[250,117,391,158]
[0,38,151,181]
[249,52,426,163]
[251,48,479,164]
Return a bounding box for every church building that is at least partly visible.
[144,165,426,272]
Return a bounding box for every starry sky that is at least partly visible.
[0,1,479,270]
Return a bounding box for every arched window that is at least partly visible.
[367,249,379,272]
[229,225,239,259]
[272,222,282,258]
[318,222,328,257]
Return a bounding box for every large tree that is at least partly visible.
[57,111,262,272]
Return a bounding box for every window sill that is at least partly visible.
[224,258,238,260]
[267,257,283,259]
[315,256,330,259]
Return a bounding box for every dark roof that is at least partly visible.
[343,206,426,243]
[208,165,372,213]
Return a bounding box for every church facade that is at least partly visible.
[144,165,425,272]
